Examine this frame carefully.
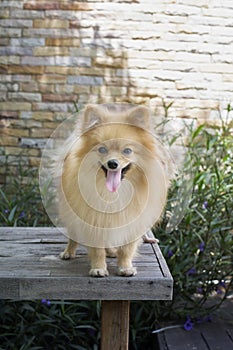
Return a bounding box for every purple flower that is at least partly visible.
[183,317,194,331]
[197,287,203,294]
[216,281,226,294]
[88,328,96,337]
[219,281,226,288]
[187,267,196,276]
[41,299,51,307]
[203,315,212,323]
[196,315,212,324]
[167,249,173,258]
[4,209,9,214]
[216,289,223,295]
[202,201,208,210]
[199,242,205,252]
[19,211,25,219]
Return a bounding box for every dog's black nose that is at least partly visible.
[107,159,119,170]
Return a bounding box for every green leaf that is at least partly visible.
[8,205,18,223]
[192,124,205,140]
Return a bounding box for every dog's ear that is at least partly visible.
[126,106,151,129]
[82,104,106,130]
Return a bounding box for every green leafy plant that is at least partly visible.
[0,300,100,350]
[152,105,233,322]
[0,154,49,227]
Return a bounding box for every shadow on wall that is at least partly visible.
[77,24,135,107]
[78,24,160,110]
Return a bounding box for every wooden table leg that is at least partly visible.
[101,300,130,350]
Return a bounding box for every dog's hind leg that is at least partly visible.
[117,239,141,276]
[106,248,117,258]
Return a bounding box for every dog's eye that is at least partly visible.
[123,147,132,155]
[98,146,108,154]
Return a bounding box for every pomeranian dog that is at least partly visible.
[59,104,173,277]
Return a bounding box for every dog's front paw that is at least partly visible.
[89,268,109,277]
[60,251,75,260]
[117,267,137,277]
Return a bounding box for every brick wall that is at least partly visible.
[0,0,233,182]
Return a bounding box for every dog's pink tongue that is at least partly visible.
[106,170,122,192]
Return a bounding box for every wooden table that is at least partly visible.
[0,227,173,349]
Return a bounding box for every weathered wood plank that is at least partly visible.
[1,279,20,299]
[161,328,209,350]
[0,227,173,300]
[101,301,130,350]
[0,227,66,241]
[201,320,233,349]
[157,318,233,350]
[15,276,172,300]
[227,328,233,343]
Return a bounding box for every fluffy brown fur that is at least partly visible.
[59,104,173,277]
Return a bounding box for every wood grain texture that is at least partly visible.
[101,301,130,350]
[0,227,173,300]
[157,319,233,350]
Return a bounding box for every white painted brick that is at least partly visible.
[174,52,211,63]
[190,15,232,27]
[212,54,233,64]
[203,7,233,18]
[198,63,233,74]
[171,24,211,35]
[211,36,233,45]
[211,26,233,37]
[151,40,189,52]
[162,61,197,72]
[94,3,155,13]
[207,82,233,91]
[187,43,222,55]
[200,90,233,100]
[164,4,201,16]
[128,57,168,69]
[222,74,233,82]
[133,78,175,90]
[164,33,201,44]
[174,0,209,7]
